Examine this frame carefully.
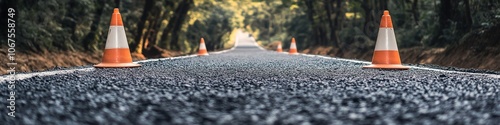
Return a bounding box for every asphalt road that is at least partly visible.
[1,33,500,125]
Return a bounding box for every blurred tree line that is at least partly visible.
[1,0,499,57]
[0,0,243,57]
[244,0,500,53]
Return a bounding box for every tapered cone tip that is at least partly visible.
[200,38,205,43]
[384,10,389,15]
[110,8,123,26]
[292,38,296,43]
[380,10,393,28]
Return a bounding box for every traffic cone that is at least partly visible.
[276,42,283,52]
[94,8,140,68]
[289,38,299,55]
[363,10,408,70]
[198,38,209,56]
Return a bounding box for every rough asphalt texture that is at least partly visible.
[1,35,500,125]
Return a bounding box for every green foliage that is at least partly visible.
[243,0,500,51]
[5,0,240,55]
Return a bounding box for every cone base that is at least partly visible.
[363,64,409,70]
[94,62,141,68]
[198,53,209,56]
[289,53,299,55]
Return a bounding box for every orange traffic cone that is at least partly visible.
[276,42,283,52]
[198,38,209,56]
[289,38,299,55]
[363,10,408,70]
[94,8,140,68]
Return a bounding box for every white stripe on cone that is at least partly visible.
[290,42,297,49]
[374,28,398,51]
[199,42,207,50]
[105,26,129,49]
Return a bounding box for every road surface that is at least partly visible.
[1,33,500,125]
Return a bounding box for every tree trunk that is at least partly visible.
[157,0,194,50]
[412,0,419,25]
[333,0,344,46]
[168,0,193,50]
[430,0,452,47]
[361,1,377,39]
[463,0,472,31]
[82,0,105,51]
[305,0,319,46]
[131,0,154,53]
[316,1,328,46]
[324,0,337,47]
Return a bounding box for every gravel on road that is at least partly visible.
[1,37,500,125]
